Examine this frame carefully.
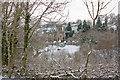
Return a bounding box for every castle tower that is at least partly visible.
[56,24,66,42]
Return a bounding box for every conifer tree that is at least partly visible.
[65,22,74,38]
[82,20,88,32]
[66,22,72,31]
[105,16,108,27]
[77,23,82,31]
[96,17,102,31]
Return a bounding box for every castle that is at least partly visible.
[43,24,66,42]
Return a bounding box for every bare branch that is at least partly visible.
[8,2,14,18]
[29,0,38,11]
[82,0,113,77]
[103,6,116,16]
[30,1,41,16]
[100,0,112,10]
[95,0,100,20]
[82,0,94,20]
[29,1,54,40]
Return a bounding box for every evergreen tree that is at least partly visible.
[96,17,102,31]
[77,23,82,31]
[69,31,74,37]
[97,17,108,32]
[66,33,69,38]
[105,17,108,27]
[66,22,72,31]
[65,22,74,38]
[102,17,108,31]
[87,24,90,30]
[82,20,88,32]
[101,23,107,31]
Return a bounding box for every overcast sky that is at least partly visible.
[66,0,120,22]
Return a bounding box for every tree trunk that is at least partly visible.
[2,24,8,66]
[84,20,96,77]
[6,31,11,78]
[22,2,30,73]
[11,36,14,70]
[2,3,8,66]
[118,14,120,77]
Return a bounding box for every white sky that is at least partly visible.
[66,0,120,22]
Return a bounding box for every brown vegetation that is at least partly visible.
[94,31,117,50]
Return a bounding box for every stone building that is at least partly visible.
[43,24,66,42]
[56,25,66,41]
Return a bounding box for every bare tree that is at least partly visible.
[21,0,69,73]
[2,2,12,78]
[81,0,114,78]
[1,2,23,78]
[1,0,69,77]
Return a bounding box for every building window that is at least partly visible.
[60,34,62,38]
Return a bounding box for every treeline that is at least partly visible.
[77,17,108,32]
[1,1,68,78]
[65,16,108,39]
